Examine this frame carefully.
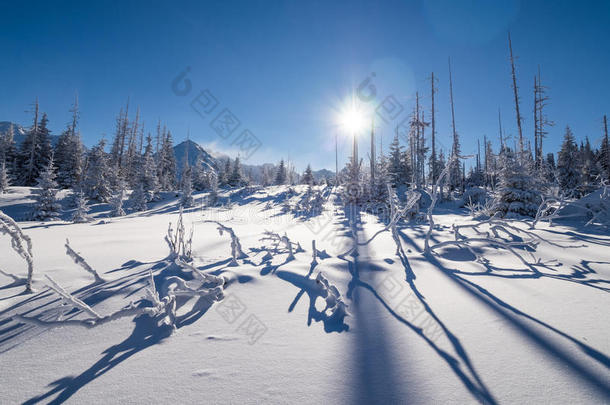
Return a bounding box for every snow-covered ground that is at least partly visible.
[1,186,609,404]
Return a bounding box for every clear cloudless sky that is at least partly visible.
[1,0,609,170]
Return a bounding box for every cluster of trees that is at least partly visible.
[336,34,610,218]
[0,98,213,219]
[0,96,327,220]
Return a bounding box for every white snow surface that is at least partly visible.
[0,185,609,404]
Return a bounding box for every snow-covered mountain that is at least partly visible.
[0,121,60,146]
[173,139,218,170]
[0,121,27,139]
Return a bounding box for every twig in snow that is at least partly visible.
[65,238,105,283]
[205,220,248,266]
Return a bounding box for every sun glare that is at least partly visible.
[338,104,366,135]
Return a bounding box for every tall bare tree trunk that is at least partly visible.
[430,72,437,184]
[370,118,375,182]
[508,32,524,158]
[498,108,504,150]
[448,58,457,157]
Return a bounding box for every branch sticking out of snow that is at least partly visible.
[174,258,225,287]
[15,264,226,332]
[260,230,303,261]
[0,210,34,293]
[165,207,194,261]
[44,274,101,319]
[205,221,248,266]
[315,272,349,321]
[65,239,105,283]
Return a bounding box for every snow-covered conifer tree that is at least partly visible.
[140,134,159,201]
[157,129,177,190]
[579,137,599,196]
[275,159,287,185]
[301,164,314,186]
[71,191,91,223]
[388,135,404,187]
[84,140,113,202]
[557,126,581,196]
[110,180,126,216]
[129,183,148,211]
[207,170,219,206]
[370,152,389,202]
[494,147,541,217]
[55,97,85,189]
[32,156,61,221]
[18,102,53,186]
[228,157,242,187]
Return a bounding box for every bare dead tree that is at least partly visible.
[508,31,524,158]
[430,72,438,184]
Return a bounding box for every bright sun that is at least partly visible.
[338,102,366,134]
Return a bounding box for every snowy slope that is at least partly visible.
[0,186,609,404]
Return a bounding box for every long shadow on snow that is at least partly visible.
[21,259,219,404]
[421,252,610,399]
[341,203,497,404]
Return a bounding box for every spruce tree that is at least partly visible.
[229,157,242,187]
[207,170,219,206]
[110,180,127,216]
[557,126,580,196]
[301,164,314,186]
[55,98,85,188]
[495,148,540,218]
[32,156,61,221]
[275,159,287,185]
[84,140,113,202]
[388,135,403,187]
[71,191,91,223]
[579,137,599,195]
[19,102,52,186]
[129,183,148,211]
[157,129,177,190]
[140,135,159,201]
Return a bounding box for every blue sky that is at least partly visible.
[1,0,609,170]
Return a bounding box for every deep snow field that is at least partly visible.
[0,186,609,404]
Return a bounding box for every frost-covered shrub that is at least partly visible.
[460,187,489,208]
[166,207,193,261]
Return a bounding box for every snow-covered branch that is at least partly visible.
[315,272,349,321]
[65,238,105,283]
[0,210,35,293]
[205,221,248,266]
[44,274,101,319]
[165,207,193,261]
[260,230,304,261]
